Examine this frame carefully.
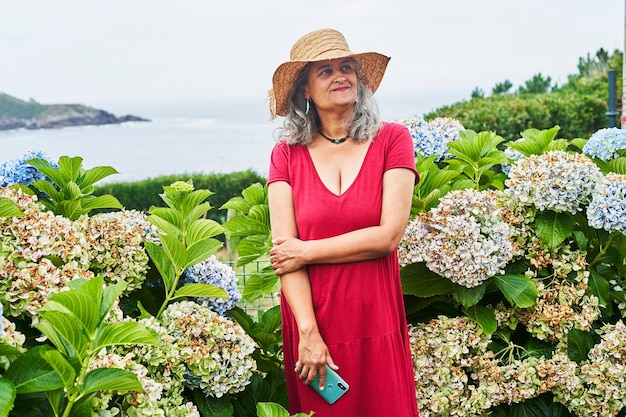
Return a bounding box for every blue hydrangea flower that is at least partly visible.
[583,128,626,161]
[182,256,241,315]
[0,150,58,187]
[587,173,626,235]
[395,117,464,161]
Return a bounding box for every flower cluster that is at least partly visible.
[398,189,515,287]
[91,350,200,417]
[395,117,464,161]
[157,301,256,397]
[0,188,93,318]
[0,150,58,187]
[552,321,626,416]
[183,255,241,315]
[587,173,626,235]
[582,127,626,161]
[409,316,493,417]
[75,211,151,294]
[1,308,26,370]
[502,140,526,175]
[518,279,600,342]
[505,151,603,214]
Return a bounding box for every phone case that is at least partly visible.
[311,365,350,404]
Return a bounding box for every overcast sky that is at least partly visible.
[1,0,624,110]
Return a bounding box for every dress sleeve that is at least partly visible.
[267,141,291,186]
[384,122,420,184]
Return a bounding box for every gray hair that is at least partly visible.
[273,61,383,145]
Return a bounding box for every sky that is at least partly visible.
[1,0,624,114]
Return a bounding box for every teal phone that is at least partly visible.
[311,365,350,404]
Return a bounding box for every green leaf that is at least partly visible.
[588,269,611,307]
[186,219,224,245]
[40,349,77,392]
[185,238,223,269]
[400,263,453,297]
[0,344,22,357]
[0,377,16,417]
[160,233,187,272]
[194,391,233,417]
[225,215,270,238]
[236,235,271,265]
[453,283,486,308]
[81,195,122,210]
[242,271,280,302]
[173,283,228,299]
[241,183,268,205]
[35,311,88,358]
[0,197,23,218]
[535,210,574,249]
[567,329,594,363]
[5,346,64,394]
[80,166,119,187]
[58,156,83,183]
[464,305,497,335]
[492,274,538,308]
[257,402,290,417]
[147,213,181,237]
[145,242,176,290]
[606,157,626,175]
[81,368,142,395]
[94,322,159,351]
[40,289,99,334]
[220,196,251,212]
[248,204,270,226]
[30,179,61,202]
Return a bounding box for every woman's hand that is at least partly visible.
[270,237,308,275]
[294,330,338,389]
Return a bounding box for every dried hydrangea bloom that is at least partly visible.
[518,278,600,343]
[409,315,494,417]
[505,150,603,214]
[75,212,150,294]
[582,127,626,161]
[159,301,256,398]
[91,350,200,417]
[587,173,626,235]
[399,189,515,288]
[552,321,626,416]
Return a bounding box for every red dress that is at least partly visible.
[268,122,420,417]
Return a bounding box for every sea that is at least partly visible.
[0,92,460,184]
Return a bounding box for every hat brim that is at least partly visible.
[270,51,390,118]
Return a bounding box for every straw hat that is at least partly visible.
[269,28,390,119]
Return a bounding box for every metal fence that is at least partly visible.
[225,259,281,314]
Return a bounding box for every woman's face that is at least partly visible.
[304,58,358,114]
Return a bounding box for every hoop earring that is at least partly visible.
[305,98,310,115]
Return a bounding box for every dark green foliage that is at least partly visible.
[517,73,554,94]
[93,170,266,224]
[426,48,623,142]
[492,79,513,95]
[425,90,607,142]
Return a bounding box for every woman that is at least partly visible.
[267,28,420,417]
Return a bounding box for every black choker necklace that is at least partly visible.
[320,131,349,144]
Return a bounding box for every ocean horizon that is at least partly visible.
[0,91,465,184]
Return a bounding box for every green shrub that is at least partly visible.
[94,170,266,224]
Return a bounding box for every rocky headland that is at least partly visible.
[0,92,149,131]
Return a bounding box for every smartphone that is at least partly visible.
[311,365,350,404]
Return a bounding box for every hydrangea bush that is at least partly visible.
[0,154,266,417]
[400,126,626,417]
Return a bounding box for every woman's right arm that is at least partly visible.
[267,181,336,386]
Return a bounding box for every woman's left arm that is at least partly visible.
[270,167,415,275]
